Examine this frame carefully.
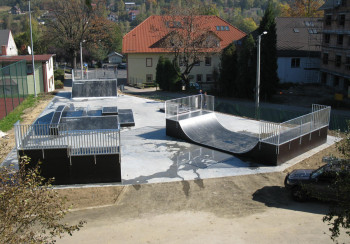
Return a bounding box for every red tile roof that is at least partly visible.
[122,15,246,54]
[0,54,55,62]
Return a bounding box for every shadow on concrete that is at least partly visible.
[138,127,170,141]
[64,79,72,88]
[252,186,330,215]
[54,92,72,99]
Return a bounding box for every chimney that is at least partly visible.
[1,45,7,56]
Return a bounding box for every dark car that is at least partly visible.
[285,160,350,202]
[117,63,127,69]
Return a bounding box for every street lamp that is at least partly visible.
[80,40,86,78]
[29,0,37,97]
[255,31,267,119]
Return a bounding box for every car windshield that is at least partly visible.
[311,167,324,179]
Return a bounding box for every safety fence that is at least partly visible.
[14,121,121,157]
[165,95,215,120]
[0,60,28,120]
[259,105,331,145]
[72,68,117,81]
[215,101,349,132]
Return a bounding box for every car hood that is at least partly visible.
[288,169,313,180]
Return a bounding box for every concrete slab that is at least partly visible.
[3,91,338,186]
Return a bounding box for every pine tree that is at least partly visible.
[219,43,238,97]
[257,0,279,101]
[237,34,256,99]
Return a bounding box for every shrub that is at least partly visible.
[54,69,65,81]
[55,80,64,89]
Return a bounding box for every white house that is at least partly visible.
[0,30,18,56]
[107,52,123,64]
[276,17,323,84]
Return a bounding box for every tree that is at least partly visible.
[0,156,85,243]
[236,34,256,99]
[45,0,116,68]
[156,56,181,91]
[159,3,220,88]
[218,43,238,97]
[285,0,324,17]
[320,124,350,242]
[257,0,279,101]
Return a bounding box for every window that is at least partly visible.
[323,53,329,64]
[206,74,213,83]
[324,34,330,44]
[216,26,229,31]
[291,58,300,68]
[339,14,345,26]
[216,26,220,31]
[334,76,340,87]
[146,74,153,82]
[205,57,211,66]
[293,28,299,33]
[194,58,200,66]
[196,74,202,83]
[27,64,33,74]
[321,72,327,84]
[221,26,225,31]
[346,57,350,70]
[336,55,342,67]
[341,0,347,6]
[225,26,229,30]
[326,15,332,25]
[146,58,152,67]
[337,35,344,45]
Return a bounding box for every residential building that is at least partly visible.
[319,0,350,96]
[122,15,246,90]
[10,6,22,15]
[0,30,18,56]
[107,52,123,64]
[128,10,140,21]
[276,17,323,83]
[0,54,56,94]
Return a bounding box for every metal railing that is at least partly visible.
[259,105,331,145]
[165,95,215,120]
[14,121,121,157]
[72,68,117,81]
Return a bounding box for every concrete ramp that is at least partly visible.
[72,79,117,98]
[166,113,259,155]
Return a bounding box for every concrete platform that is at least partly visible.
[2,91,338,186]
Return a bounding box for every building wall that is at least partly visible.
[6,31,18,56]
[108,55,122,64]
[127,53,220,90]
[320,0,350,95]
[278,57,320,83]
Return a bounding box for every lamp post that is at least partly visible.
[255,31,267,119]
[29,0,37,97]
[80,40,86,78]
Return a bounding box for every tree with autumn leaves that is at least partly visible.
[45,0,122,68]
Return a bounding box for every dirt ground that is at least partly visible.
[0,94,54,163]
[0,89,348,243]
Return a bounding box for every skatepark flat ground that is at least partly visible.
[14,90,335,186]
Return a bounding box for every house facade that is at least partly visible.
[0,54,56,94]
[319,0,350,96]
[276,17,323,84]
[107,52,123,64]
[122,15,246,90]
[0,30,18,56]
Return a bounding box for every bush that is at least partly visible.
[54,69,65,81]
[55,80,64,89]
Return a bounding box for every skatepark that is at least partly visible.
[3,69,335,185]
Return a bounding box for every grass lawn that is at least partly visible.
[0,94,51,132]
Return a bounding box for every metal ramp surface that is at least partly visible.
[72,79,118,98]
[177,113,259,154]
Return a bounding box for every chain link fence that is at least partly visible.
[0,60,28,120]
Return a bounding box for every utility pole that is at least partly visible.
[29,0,37,97]
[255,31,267,120]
